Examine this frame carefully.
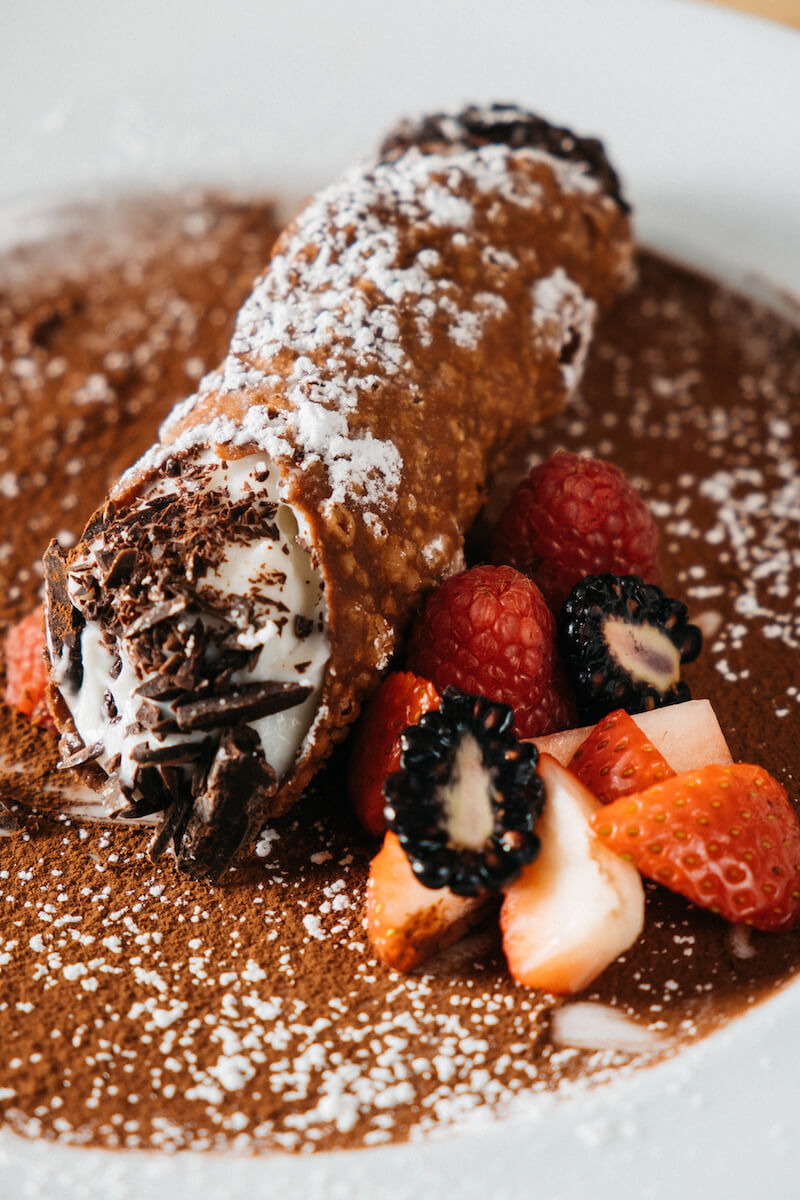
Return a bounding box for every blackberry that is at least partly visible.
[383,688,544,897]
[559,574,702,723]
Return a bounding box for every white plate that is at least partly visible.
[0,1,799,1196]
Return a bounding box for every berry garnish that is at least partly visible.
[500,754,645,993]
[592,763,800,932]
[559,573,702,723]
[406,564,574,739]
[491,451,660,611]
[4,607,55,730]
[346,672,441,837]
[384,688,544,897]
[568,709,675,803]
[366,831,494,973]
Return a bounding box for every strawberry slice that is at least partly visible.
[531,698,732,775]
[568,709,675,803]
[3,607,55,730]
[592,763,800,931]
[366,832,493,972]
[500,755,645,994]
[346,672,440,837]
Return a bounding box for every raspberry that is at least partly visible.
[491,452,661,611]
[406,565,574,739]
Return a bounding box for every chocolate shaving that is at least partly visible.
[294,615,313,640]
[136,706,180,737]
[134,670,192,702]
[123,598,187,637]
[101,546,138,588]
[174,726,277,880]
[174,680,312,732]
[130,740,211,766]
[58,740,104,770]
[148,794,192,862]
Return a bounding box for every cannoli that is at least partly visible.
[43,103,635,880]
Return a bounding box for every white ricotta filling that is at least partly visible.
[64,452,329,796]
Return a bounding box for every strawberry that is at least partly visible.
[366,832,493,972]
[406,565,575,739]
[491,452,661,611]
[3,607,55,730]
[592,763,800,931]
[500,754,645,993]
[568,709,675,803]
[346,672,440,836]
[531,699,732,777]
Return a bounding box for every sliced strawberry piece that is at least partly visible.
[592,763,800,932]
[346,672,440,837]
[568,709,675,803]
[366,832,494,972]
[4,607,55,730]
[530,699,732,775]
[500,755,645,994]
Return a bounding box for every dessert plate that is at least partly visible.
[0,0,798,1196]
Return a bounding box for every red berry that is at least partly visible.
[592,763,800,932]
[346,672,440,837]
[569,709,675,803]
[4,607,55,730]
[406,565,574,739]
[491,451,661,611]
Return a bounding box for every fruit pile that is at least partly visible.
[349,453,800,992]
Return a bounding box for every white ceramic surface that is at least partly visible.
[0,1,799,1196]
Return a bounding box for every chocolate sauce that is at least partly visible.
[0,195,798,1153]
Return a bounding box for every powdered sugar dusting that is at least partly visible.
[146,142,602,512]
[532,268,597,393]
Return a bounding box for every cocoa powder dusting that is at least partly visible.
[1,195,800,1153]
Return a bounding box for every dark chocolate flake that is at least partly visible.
[175,726,278,880]
[294,615,314,640]
[58,740,104,770]
[174,680,312,732]
[148,794,192,862]
[134,674,188,702]
[102,547,138,588]
[131,740,211,766]
[123,598,187,637]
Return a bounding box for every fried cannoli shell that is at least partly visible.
[45,106,635,866]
